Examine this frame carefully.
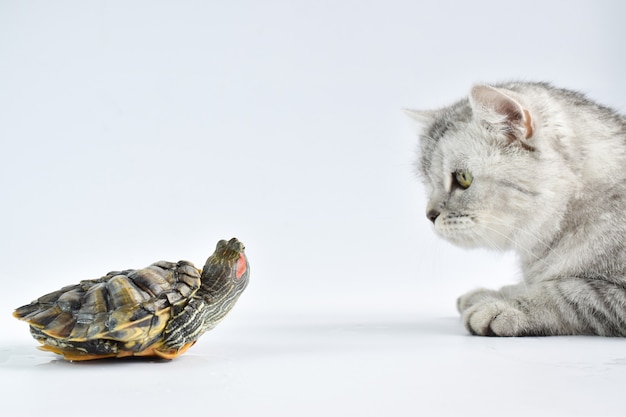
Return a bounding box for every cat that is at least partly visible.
[408,81,626,336]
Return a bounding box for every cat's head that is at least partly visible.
[410,84,575,251]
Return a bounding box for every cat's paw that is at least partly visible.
[462,300,528,336]
[457,288,499,313]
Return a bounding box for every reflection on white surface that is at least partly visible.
[3,312,626,417]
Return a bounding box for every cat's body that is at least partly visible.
[411,81,626,336]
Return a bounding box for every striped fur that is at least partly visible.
[411,82,626,336]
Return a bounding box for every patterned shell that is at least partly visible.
[14,260,203,360]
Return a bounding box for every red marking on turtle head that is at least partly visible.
[235,253,247,279]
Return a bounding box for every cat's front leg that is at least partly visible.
[457,284,519,313]
[459,283,545,336]
[463,299,531,336]
[457,288,498,313]
[461,278,626,336]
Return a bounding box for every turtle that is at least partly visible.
[13,237,249,361]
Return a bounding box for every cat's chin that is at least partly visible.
[438,234,488,250]
[434,228,512,251]
[445,237,506,251]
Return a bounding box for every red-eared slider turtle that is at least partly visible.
[13,238,249,361]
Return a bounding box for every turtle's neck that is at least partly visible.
[194,266,246,329]
[198,261,232,299]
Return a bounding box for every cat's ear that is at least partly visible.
[403,109,436,126]
[469,85,534,141]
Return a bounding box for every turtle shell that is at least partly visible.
[13,260,202,360]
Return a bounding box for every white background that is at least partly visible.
[1,1,625,416]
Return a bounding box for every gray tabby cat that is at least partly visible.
[409,81,626,336]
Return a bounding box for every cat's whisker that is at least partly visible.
[468,225,505,251]
[474,221,545,263]
[480,217,567,264]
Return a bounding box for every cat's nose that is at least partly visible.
[427,209,440,224]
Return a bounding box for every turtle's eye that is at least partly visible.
[454,170,473,189]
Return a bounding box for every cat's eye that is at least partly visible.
[454,170,473,189]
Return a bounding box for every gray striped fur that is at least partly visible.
[410,81,626,336]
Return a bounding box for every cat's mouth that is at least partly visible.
[433,213,479,247]
[433,212,510,250]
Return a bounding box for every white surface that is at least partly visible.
[4,311,626,417]
[1,1,626,416]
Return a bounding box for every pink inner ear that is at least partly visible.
[522,109,533,139]
[470,85,534,140]
[236,254,247,279]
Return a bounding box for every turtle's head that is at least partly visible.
[201,238,250,294]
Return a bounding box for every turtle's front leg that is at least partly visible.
[162,297,212,350]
